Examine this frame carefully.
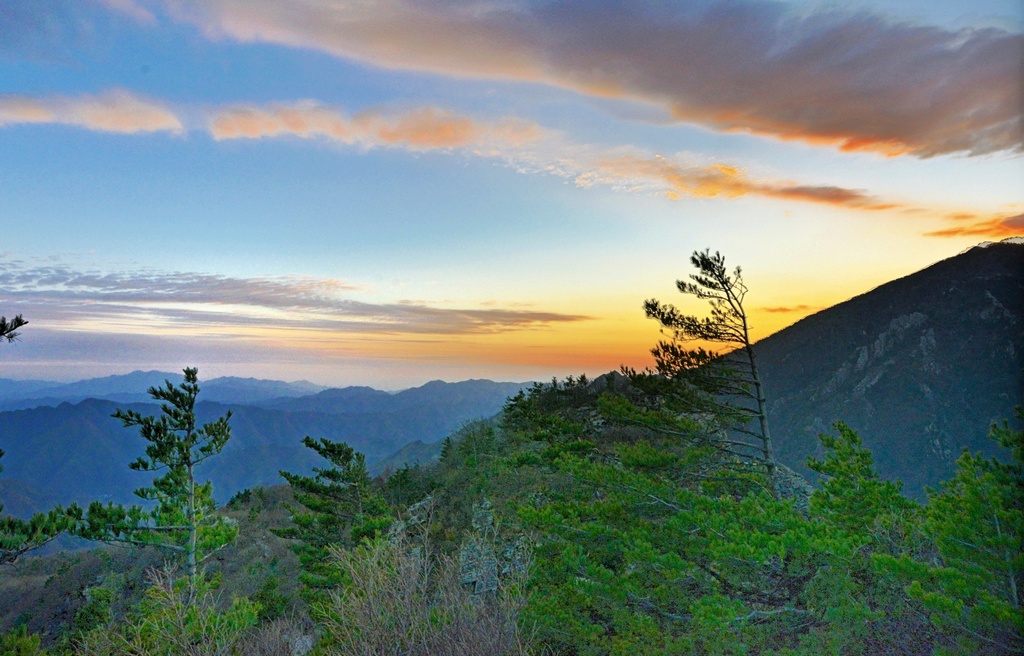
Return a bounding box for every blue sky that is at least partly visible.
[1,0,1021,387]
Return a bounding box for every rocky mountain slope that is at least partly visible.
[755,240,1023,496]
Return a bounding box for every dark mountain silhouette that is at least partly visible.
[0,372,326,410]
[755,240,1023,497]
[266,379,526,415]
[264,385,397,413]
[0,371,178,409]
[370,439,446,476]
[0,380,527,515]
[199,376,325,405]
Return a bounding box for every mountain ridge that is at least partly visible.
[0,369,532,414]
[0,379,528,516]
[754,240,1022,496]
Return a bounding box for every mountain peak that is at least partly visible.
[962,235,1024,253]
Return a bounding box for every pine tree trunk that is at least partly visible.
[187,460,198,596]
[740,304,777,496]
[746,343,777,493]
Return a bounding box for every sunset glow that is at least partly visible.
[1,0,1020,387]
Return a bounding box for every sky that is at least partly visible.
[0,0,1021,388]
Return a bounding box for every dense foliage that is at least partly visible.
[2,373,1021,653]
[487,379,1021,655]
[274,436,391,595]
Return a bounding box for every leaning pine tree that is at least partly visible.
[79,368,237,594]
[642,249,778,490]
[275,437,391,597]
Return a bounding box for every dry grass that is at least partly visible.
[235,616,316,656]
[74,566,259,656]
[0,485,303,644]
[319,537,533,656]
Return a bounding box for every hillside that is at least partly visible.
[755,241,1023,496]
[0,379,527,515]
[0,486,306,644]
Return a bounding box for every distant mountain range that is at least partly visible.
[0,378,528,515]
[757,240,1023,497]
[0,372,327,410]
[1,241,1020,518]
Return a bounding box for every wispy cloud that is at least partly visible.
[1,90,1005,218]
[207,100,901,211]
[95,0,157,24]
[208,102,543,150]
[150,0,1022,158]
[925,213,1024,238]
[758,185,896,211]
[0,257,590,336]
[760,304,819,314]
[575,155,897,210]
[0,90,182,134]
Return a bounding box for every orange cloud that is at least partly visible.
[925,213,1024,238]
[209,102,352,140]
[208,102,541,152]
[157,0,1024,158]
[0,78,971,219]
[576,154,901,210]
[582,157,749,199]
[204,100,932,214]
[205,100,922,213]
[757,184,898,210]
[353,108,478,148]
[4,88,970,219]
[0,97,56,124]
[0,90,182,134]
[760,304,818,314]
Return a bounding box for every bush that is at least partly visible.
[0,626,45,656]
[318,536,532,656]
[74,567,258,656]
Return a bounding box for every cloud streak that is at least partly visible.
[151,0,1023,158]
[573,155,897,210]
[760,304,820,314]
[924,213,1024,238]
[96,0,157,24]
[207,100,900,211]
[1,90,1000,217]
[0,258,590,336]
[207,102,543,151]
[0,90,182,134]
